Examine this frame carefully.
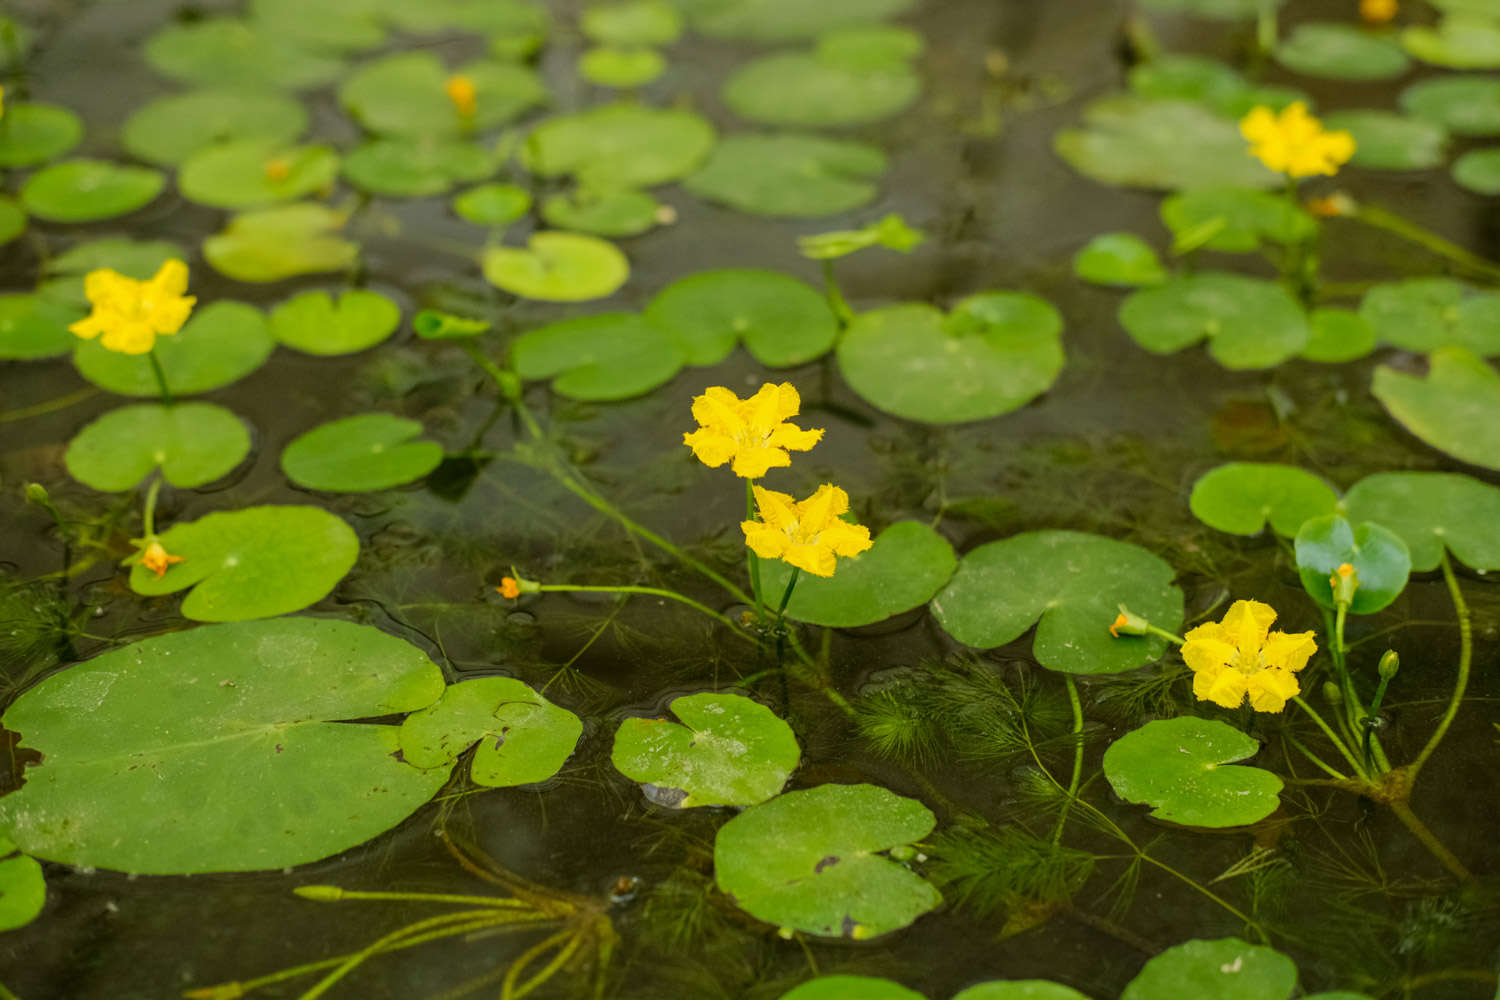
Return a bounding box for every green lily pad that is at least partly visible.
[838,292,1064,423]
[817,25,925,69]
[21,159,165,223]
[73,301,274,397]
[249,0,389,51]
[1189,463,1340,537]
[1159,187,1315,253]
[1138,0,1286,18]
[1343,472,1500,572]
[759,521,957,628]
[121,89,308,167]
[1400,75,1500,136]
[953,984,1090,1000]
[1453,147,1500,194]
[688,0,916,42]
[582,0,683,44]
[0,840,45,931]
[1121,938,1297,1000]
[39,237,188,310]
[0,15,33,70]
[144,19,345,90]
[453,182,533,225]
[685,132,886,216]
[204,203,360,283]
[1055,97,1282,191]
[0,103,82,168]
[643,268,837,367]
[0,294,81,361]
[399,677,581,787]
[0,618,447,875]
[522,104,715,189]
[1073,233,1167,286]
[1403,14,1500,69]
[281,414,443,492]
[1295,514,1411,614]
[612,692,799,808]
[1301,307,1377,363]
[0,195,23,247]
[129,505,359,622]
[178,140,338,209]
[724,50,920,127]
[1276,22,1411,80]
[482,232,629,302]
[389,0,549,41]
[1322,111,1447,170]
[1374,347,1500,469]
[339,52,547,137]
[1103,718,1283,828]
[271,289,401,355]
[343,137,495,197]
[932,531,1184,675]
[714,783,940,938]
[1127,55,1305,119]
[781,978,926,1000]
[579,46,667,88]
[1360,278,1500,355]
[413,309,492,339]
[541,187,661,237]
[512,313,681,399]
[1118,273,1309,369]
[65,403,251,492]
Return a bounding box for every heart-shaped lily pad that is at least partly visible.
[684,132,886,216]
[0,103,83,168]
[271,289,401,355]
[122,89,309,167]
[1372,347,1500,469]
[1400,75,1500,136]
[342,138,496,197]
[1359,278,1500,355]
[512,313,681,399]
[1453,147,1500,193]
[688,0,916,42]
[0,618,447,875]
[249,0,388,51]
[1073,233,1167,286]
[1118,273,1309,369]
[281,413,443,492]
[482,232,629,302]
[1302,307,1377,363]
[1322,111,1447,170]
[144,19,345,90]
[837,292,1065,423]
[643,268,837,367]
[780,978,926,1000]
[724,50,920,127]
[1294,514,1411,614]
[612,692,799,807]
[73,301,274,397]
[932,531,1183,675]
[399,677,581,787]
[178,140,339,209]
[130,505,359,622]
[579,46,667,87]
[1403,14,1500,69]
[21,159,165,223]
[758,521,957,627]
[339,52,548,137]
[1104,718,1283,828]
[1121,938,1297,1000]
[1188,463,1340,537]
[582,0,683,45]
[1343,472,1500,572]
[540,187,661,237]
[0,838,44,931]
[204,203,360,283]
[0,294,81,361]
[65,403,251,492]
[521,103,715,188]
[1276,22,1411,80]
[1159,187,1315,253]
[714,783,940,938]
[954,983,1091,1000]
[453,183,533,226]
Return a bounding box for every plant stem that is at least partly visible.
[821,260,854,327]
[141,475,162,537]
[1291,695,1369,781]
[746,480,764,620]
[534,583,754,642]
[1351,203,1500,284]
[1282,730,1348,781]
[1146,624,1185,645]
[147,348,173,407]
[1387,798,1472,882]
[1052,675,1084,844]
[0,386,100,424]
[501,928,579,1000]
[296,887,533,908]
[1408,552,1472,785]
[1138,853,1264,938]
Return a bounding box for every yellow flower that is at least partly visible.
[1360,0,1397,24]
[742,483,872,578]
[1239,102,1356,179]
[138,539,185,578]
[1182,600,1317,713]
[445,74,477,117]
[683,383,824,479]
[264,156,291,182]
[497,577,522,599]
[68,259,197,355]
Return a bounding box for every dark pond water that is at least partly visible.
[1,0,1497,998]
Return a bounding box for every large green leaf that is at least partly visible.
[73,301,274,397]
[1159,187,1315,253]
[611,692,799,807]
[511,313,681,398]
[342,137,496,197]
[1294,515,1411,614]
[39,237,187,311]
[1073,233,1167,287]
[540,188,661,237]
[837,293,1065,423]
[0,103,83,168]
[724,50,919,127]
[204,203,360,283]
[1103,718,1283,828]
[271,289,401,355]
[953,982,1091,1000]
[65,403,251,492]
[0,618,447,875]
[1323,111,1447,170]
[21,159,165,223]
[130,506,360,622]
[932,531,1183,674]
[1359,278,1500,355]
[399,677,581,787]
[1402,13,1500,69]
[122,90,308,167]
[1121,938,1297,1000]
[0,294,81,361]
[521,103,715,188]
[714,783,940,938]
[339,52,547,137]
[1188,463,1340,537]
[1343,472,1500,572]
[144,19,345,90]
[178,140,340,209]
[644,268,837,367]
[685,132,886,216]
[687,0,915,42]
[1400,75,1500,136]
[581,0,684,45]
[780,978,926,1000]
[281,414,444,492]
[1118,273,1309,369]
[482,232,629,302]
[1276,22,1411,80]
[1372,347,1500,469]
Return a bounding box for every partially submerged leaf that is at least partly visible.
[1103,718,1283,828]
[685,132,886,216]
[203,203,359,283]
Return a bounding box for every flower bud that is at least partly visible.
[1322,681,1343,705]
[1330,562,1359,607]
[1109,604,1151,638]
[23,482,50,506]
[293,885,344,901]
[1378,649,1399,680]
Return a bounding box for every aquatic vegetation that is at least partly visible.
[1180,600,1316,712]
[67,259,195,356]
[683,383,825,479]
[1239,101,1356,178]
[742,484,873,578]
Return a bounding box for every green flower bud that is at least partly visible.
[1322,681,1343,705]
[1378,649,1399,680]
[1109,604,1151,638]
[23,482,50,505]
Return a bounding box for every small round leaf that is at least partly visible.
[65,403,251,492]
[0,294,81,361]
[73,301,274,397]
[399,677,581,787]
[1121,938,1297,1000]
[339,52,547,137]
[1073,233,1166,287]
[581,0,683,45]
[1322,111,1447,170]
[685,132,886,216]
[21,160,165,223]
[1453,147,1500,194]
[1118,273,1309,370]
[689,0,916,42]
[0,103,83,168]
[482,232,629,302]
[1103,718,1283,828]
[0,846,45,931]
[1294,514,1411,614]
[781,978,926,1000]
[579,46,667,88]
[541,187,661,237]
[121,89,308,167]
[644,268,837,367]
[342,138,496,197]
[1276,22,1411,80]
[1301,307,1377,363]
[178,140,339,209]
[452,183,533,226]
[724,51,920,127]
[953,982,1091,1000]
[512,312,681,398]
[1401,74,1500,136]
[281,413,443,492]
[271,289,401,355]
[521,103,715,188]
[0,196,23,247]
[1188,463,1340,537]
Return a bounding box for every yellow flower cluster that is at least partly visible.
[1182,600,1317,713]
[1240,102,1356,179]
[743,484,872,578]
[68,259,196,355]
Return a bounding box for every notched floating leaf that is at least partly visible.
[837,292,1065,423]
[1118,272,1309,369]
[144,18,346,90]
[21,159,166,224]
[1400,74,1500,136]
[581,0,684,46]
[339,52,547,137]
[1323,111,1447,170]
[73,301,275,397]
[130,505,360,622]
[1452,147,1500,194]
[281,413,444,492]
[952,982,1091,1000]
[271,288,401,356]
[579,46,667,88]
[204,203,360,283]
[1301,307,1376,363]
[482,232,630,302]
[0,196,24,248]
[723,43,920,128]
[932,531,1183,675]
[0,103,84,168]
[611,692,799,807]
[1073,232,1166,287]
[521,103,715,189]
[1294,514,1411,614]
[399,677,581,787]
[178,140,339,209]
[122,89,309,167]
[0,837,45,932]
[0,618,447,875]
[541,187,662,237]
[1343,471,1500,572]
[512,312,681,399]
[685,132,886,217]
[1120,937,1298,1000]
[1103,718,1282,828]
[0,294,81,361]
[1159,186,1314,253]
[65,403,251,492]
[1359,278,1500,356]
[687,0,916,42]
[1188,462,1340,537]
[714,783,940,938]
[1402,13,1500,70]
[453,182,533,226]
[1276,22,1411,80]
[643,268,837,367]
[778,976,926,1000]
[1372,346,1500,470]
[342,137,496,197]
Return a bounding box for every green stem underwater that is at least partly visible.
[1408,552,1472,785]
[147,348,173,407]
